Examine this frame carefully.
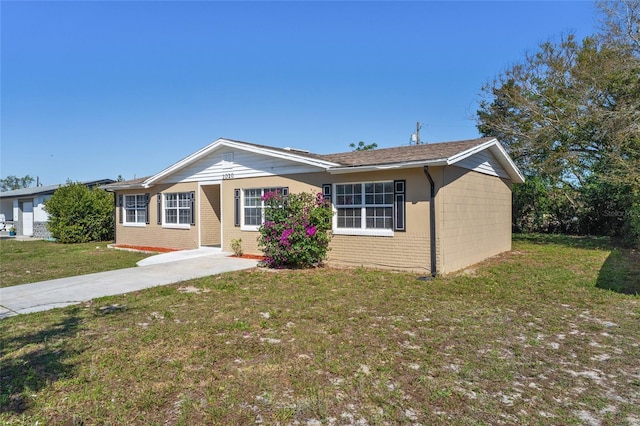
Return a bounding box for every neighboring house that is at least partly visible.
[0,179,114,238]
[102,137,524,275]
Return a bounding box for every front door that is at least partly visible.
[21,201,34,236]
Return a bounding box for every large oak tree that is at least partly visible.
[476,1,640,245]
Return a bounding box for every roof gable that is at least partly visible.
[144,138,341,186]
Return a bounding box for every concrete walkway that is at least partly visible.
[0,248,259,319]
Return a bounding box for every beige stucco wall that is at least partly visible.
[221,168,433,273]
[114,182,200,250]
[437,166,512,274]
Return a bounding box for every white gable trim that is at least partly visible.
[143,138,340,187]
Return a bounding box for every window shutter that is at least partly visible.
[394,180,406,232]
[190,191,196,225]
[145,193,150,224]
[157,193,162,225]
[282,187,289,196]
[118,194,123,224]
[234,189,240,227]
[322,184,332,201]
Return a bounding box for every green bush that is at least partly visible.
[512,175,580,234]
[44,182,114,243]
[231,238,243,257]
[620,202,640,248]
[580,177,640,248]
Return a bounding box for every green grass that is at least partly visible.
[0,240,154,288]
[1,235,639,425]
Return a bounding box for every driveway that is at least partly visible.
[0,248,258,319]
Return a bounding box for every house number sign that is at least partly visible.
[222,173,235,180]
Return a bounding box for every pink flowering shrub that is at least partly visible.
[258,191,333,268]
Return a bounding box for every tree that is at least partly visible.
[478,34,639,185]
[598,0,640,52]
[349,141,378,151]
[476,1,640,246]
[44,182,115,243]
[0,175,34,191]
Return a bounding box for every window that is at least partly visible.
[240,187,287,229]
[336,182,394,231]
[333,180,405,235]
[164,192,193,226]
[124,194,147,224]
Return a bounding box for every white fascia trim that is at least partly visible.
[487,143,526,183]
[445,138,498,164]
[327,159,449,174]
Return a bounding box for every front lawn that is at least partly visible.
[1,235,639,424]
[0,240,154,288]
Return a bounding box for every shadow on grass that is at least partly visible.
[514,233,640,295]
[0,308,83,414]
[513,232,613,250]
[596,248,640,295]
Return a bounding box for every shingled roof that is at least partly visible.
[101,176,151,190]
[102,137,524,190]
[0,179,115,198]
[218,137,494,168]
[319,137,494,167]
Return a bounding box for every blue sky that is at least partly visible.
[2,1,598,185]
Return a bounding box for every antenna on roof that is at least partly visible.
[410,121,423,145]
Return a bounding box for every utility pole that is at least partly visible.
[410,121,423,145]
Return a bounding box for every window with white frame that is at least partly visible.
[241,187,287,228]
[124,194,147,224]
[335,181,396,232]
[164,192,192,225]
